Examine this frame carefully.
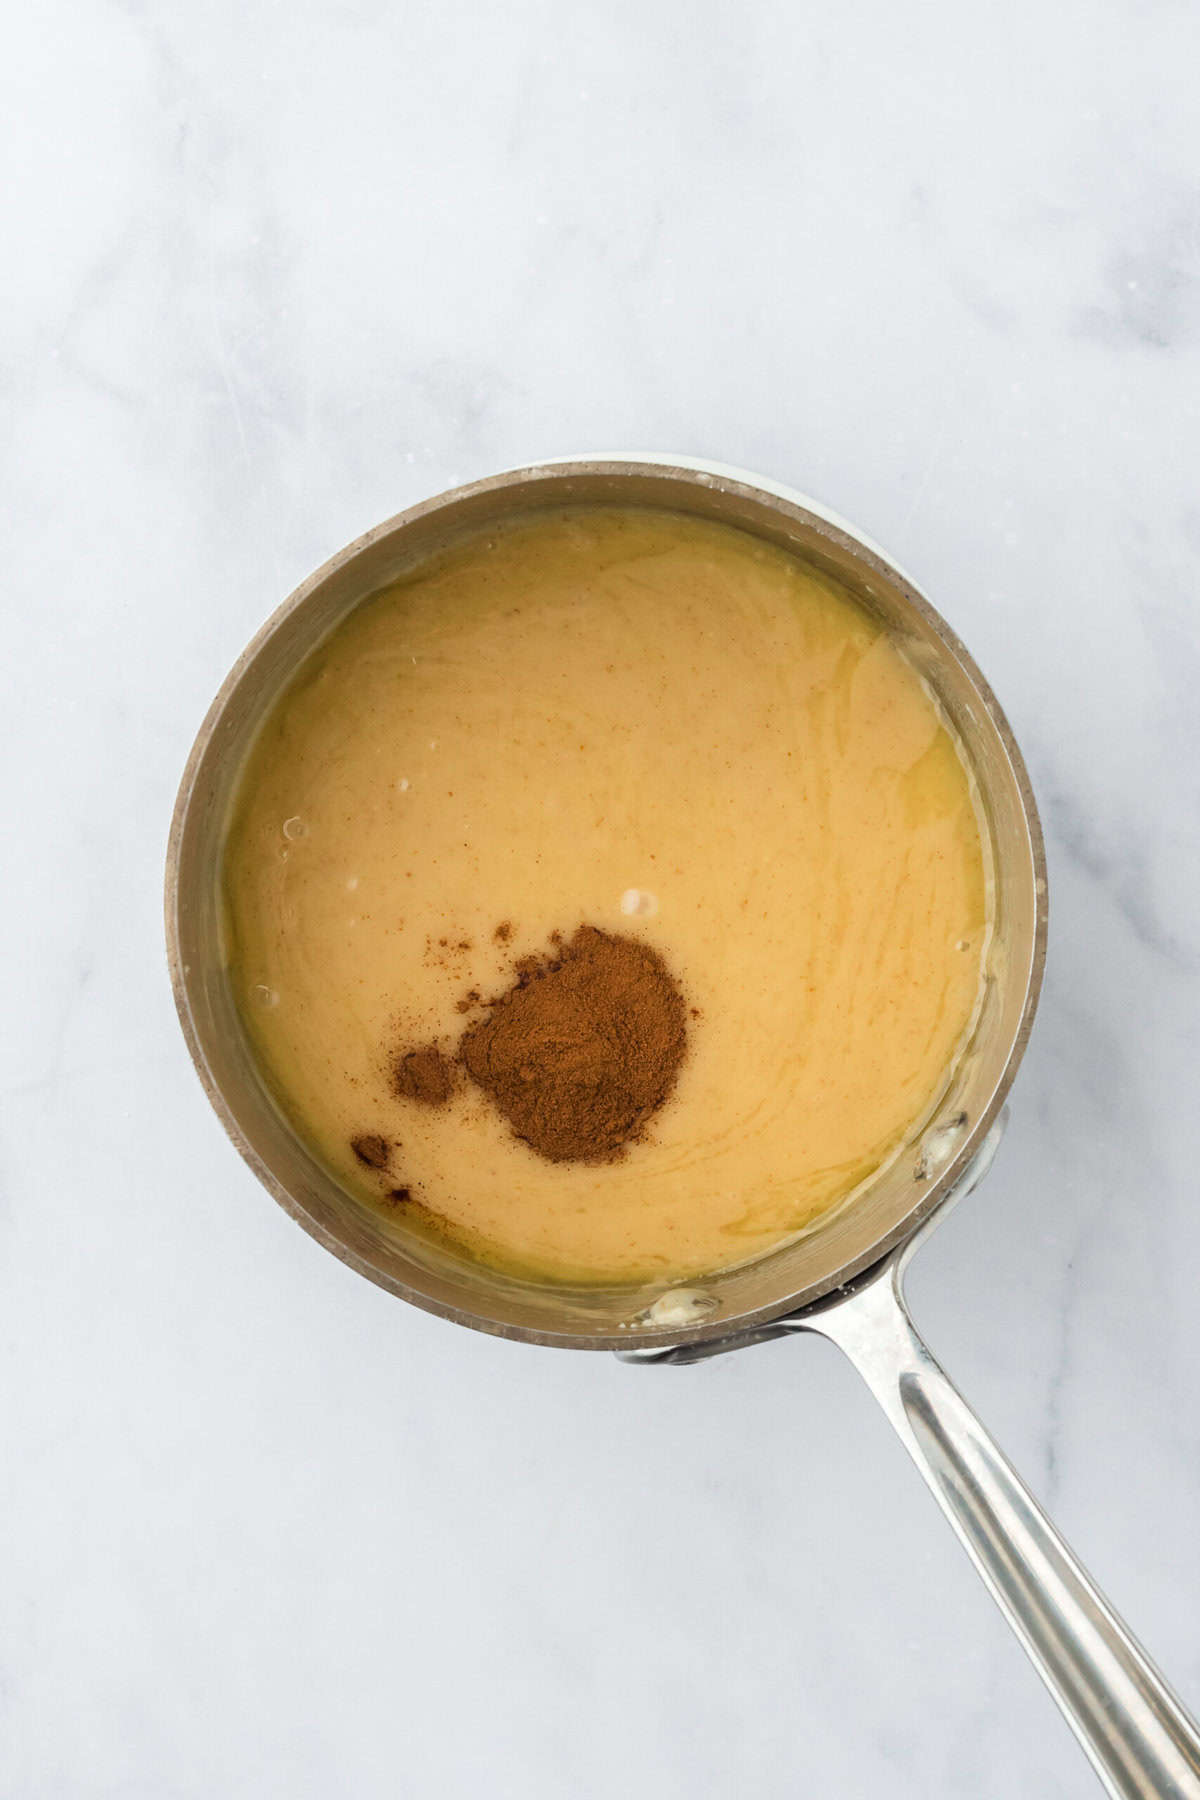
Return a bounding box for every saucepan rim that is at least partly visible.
[165,457,1048,1350]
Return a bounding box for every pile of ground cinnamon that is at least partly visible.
[389,925,689,1164]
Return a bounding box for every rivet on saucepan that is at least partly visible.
[282,815,307,840]
[914,1111,969,1181]
[632,1288,719,1328]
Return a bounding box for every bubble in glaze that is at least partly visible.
[620,888,659,918]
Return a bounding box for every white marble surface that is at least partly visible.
[3,2,1200,1794]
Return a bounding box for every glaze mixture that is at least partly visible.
[222,507,989,1283]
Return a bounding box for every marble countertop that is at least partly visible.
[4,2,1200,1794]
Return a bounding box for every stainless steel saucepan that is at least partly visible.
[166,458,1200,1798]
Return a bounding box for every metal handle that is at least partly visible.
[795,1262,1200,1799]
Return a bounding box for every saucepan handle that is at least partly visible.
[797,1264,1200,1799]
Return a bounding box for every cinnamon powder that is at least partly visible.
[392,926,688,1164]
[350,1133,391,1171]
[393,1045,455,1106]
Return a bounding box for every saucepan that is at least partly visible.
[166,458,1200,1797]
